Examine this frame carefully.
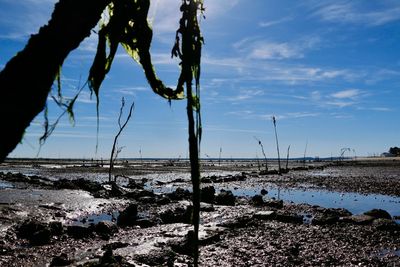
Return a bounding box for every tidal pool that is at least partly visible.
[227,186,400,219]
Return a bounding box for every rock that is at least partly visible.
[50,253,73,266]
[160,206,192,224]
[54,178,103,194]
[363,209,392,220]
[275,212,303,224]
[16,220,46,239]
[260,189,268,195]
[109,182,125,197]
[312,208,351,225]
[200,202,215,212]
[124,189,155,200]
[340,214,375,225]
[138,196,157,204]
[251,195,264,206]
[66,225,93,239]
[155,195,171,205]
[135,218,155,228]
[49,221,63,236]
[30,228,51,246]
[215,190,235,206]
[218,215,254,229]
[253,211,276,220]
[312,214,339,225]
[264,199,283,209]
[200,186,215,203]
[16,220,52,245]
[117,203,138,227]
[167,187,192,201]
[372,218,398,231]
[95,221,118,239]
[98,248,123,266]
[126,179,144,189]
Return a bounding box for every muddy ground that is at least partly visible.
[0,158,399,266]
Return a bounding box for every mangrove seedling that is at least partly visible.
[254,136,268,171]
[286,145,291,172]
[272,116,281,173]
[109,97,134,183]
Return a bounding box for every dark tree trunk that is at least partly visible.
[0,0,110,162]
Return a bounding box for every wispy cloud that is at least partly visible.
[228,89,264,102]
[149,0,241,36]
[259,16,293,28]
[312,2,400,26]
[260,112,319,120]
[0,0,56,41]
[234,36,320,60]
[331,89,363,99]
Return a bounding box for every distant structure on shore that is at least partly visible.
[381,152,396,157]
[381,146,400,157]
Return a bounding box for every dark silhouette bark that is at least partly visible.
[0,0,110,162]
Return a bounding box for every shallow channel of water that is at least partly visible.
[227,186,400,219]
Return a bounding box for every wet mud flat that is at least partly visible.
[0,158,399,266]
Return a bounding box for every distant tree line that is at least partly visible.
[389,147,400,156]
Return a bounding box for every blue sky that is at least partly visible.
[1,0,399,159]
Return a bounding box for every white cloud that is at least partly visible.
[0,0,57,40]
[326,101,355,108]
[149,0,240,36]
[250,42,302,60]
[313,2,400,26]
[259,16,292,28]
[234,36,320,60]
[331,89,362,99]
[228,89,264,102]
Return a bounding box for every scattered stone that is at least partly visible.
[109,182,126,197]
[253,211,276,220]
[49,221,63,236]
[54,178,103,194]
[95,221,118,239]
[260,189,268,195]
[155,195,171,205]
[102,242,130,251]
[275,212,303,224]
[340,214,375,225]
[66,225,93,239]
[218,215,254,229]
[264,199,283,209]
[312,208,351,225]
[16,220,47,239]
[50,253,73,266]
[167,187,192,201]
[200,202,215,212]
[201,186,215,203]
[124,189,155,200]
[30,228,51,246]
[363,209,392,220]
[372,218,398,231]
[135,218,155,228]
[126,179,145,189]
[160,206,192,224]
[117,203,138,227]
[215,190,235,206]
[16,220,51,245]
[251,195,264,206]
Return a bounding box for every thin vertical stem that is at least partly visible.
[272,116,281,173]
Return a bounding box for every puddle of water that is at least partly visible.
[0,181,14,189]
[148,183,400,220]
[229,186,400,219]
[71,211,119,226]
[374,249,400,258]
